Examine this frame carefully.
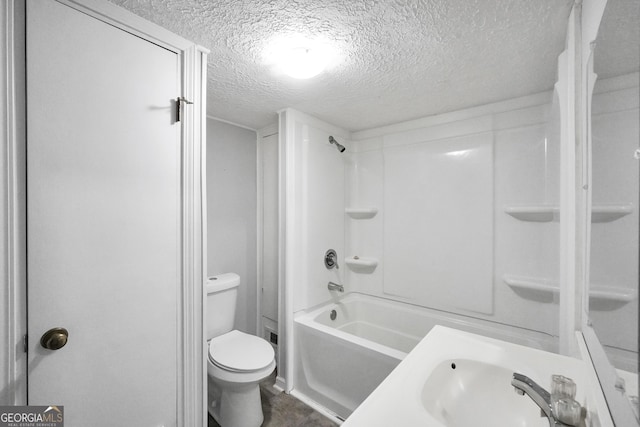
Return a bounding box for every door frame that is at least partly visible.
[1,1,209,425]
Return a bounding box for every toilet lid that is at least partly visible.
[209,330,274,372]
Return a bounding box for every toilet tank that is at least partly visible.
[205,273,240,340]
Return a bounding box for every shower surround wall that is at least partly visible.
[281,109,349,314]
[345,92,561,337]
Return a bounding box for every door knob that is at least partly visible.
[40,327,69,350]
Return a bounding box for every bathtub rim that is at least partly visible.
[295,291,558,354]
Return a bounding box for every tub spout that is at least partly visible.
[328,282,344,292]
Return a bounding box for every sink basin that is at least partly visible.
[342,326,591,427]
[421,359,547,426]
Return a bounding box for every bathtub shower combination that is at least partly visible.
[293,293,556,420]
[278,96,570,421]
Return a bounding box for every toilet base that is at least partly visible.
[207,374,266,427]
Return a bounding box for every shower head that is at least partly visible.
[328,136,346,153]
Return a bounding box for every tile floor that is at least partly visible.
[207,373,340,427]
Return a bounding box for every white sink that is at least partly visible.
[421,359,547,426]
[342,326,589,427]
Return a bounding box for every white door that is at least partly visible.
[27,1,181,425]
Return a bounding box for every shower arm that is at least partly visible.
[328,136,346,153]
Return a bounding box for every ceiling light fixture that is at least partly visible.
[265,36,336,79]
[280,46,328,79]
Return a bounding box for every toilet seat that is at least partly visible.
[209,330,274,373]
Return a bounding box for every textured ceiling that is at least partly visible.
[108,0,574,131]
[594,0,639,79]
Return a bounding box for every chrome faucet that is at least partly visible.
[327,282,344,292]
[511,373,580,427]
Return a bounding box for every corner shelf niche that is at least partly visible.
[504,204,632,223]
[345,256,378,273]
[345,207,378,219]
[503,274,637,309]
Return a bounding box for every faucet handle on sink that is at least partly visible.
[551,374,576,400]
[552,397,582,426]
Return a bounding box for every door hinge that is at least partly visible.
[23,334,28,353]
[176,96,194,123]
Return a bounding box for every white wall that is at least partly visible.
[206,118,258,334]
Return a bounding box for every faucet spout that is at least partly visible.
[327,282,344,292]
[512,373,583,426]
[511,373,556,426]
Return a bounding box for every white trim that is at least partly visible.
[258,122,279,138]
[278,110,294,391]
[256,131,264,336]
[581,20,598,336]
[351,91,553,141]
[278,108,351,140]
[363,103,550,152]
[592,72,640,94]
[198,48,209,426]
[1,0,26,406]
[289,390,344,425]
[572,0,588,358]
[558,5,579,358]
[57,0,207,54]
[206,115,257,132]
[179,45,208,427]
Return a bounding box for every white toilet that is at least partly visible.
[206,273,276,427]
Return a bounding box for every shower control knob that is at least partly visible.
[40,327,69,350]
[324,249,339,269]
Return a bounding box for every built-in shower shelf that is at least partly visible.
[591,205,633,222]
[504,204,632,223]
[589,287,637,304]
[504,206,558,222]
[503,275,558,294]
[345,207,379,219]
[345,256,378,272]
[503,274,637,308]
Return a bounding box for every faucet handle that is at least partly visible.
[551,375,576,400]
[324,249,339,269]
[550,375,582,426]
[552,397,582,426]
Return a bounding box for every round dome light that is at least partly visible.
[280,46,329,79]
[264,36,336,80]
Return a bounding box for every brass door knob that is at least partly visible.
[40,327,69,350]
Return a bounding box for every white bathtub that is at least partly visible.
[293,292,557,420]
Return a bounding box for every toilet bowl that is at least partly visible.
[207,330,276,427]
[205,274,276,427]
